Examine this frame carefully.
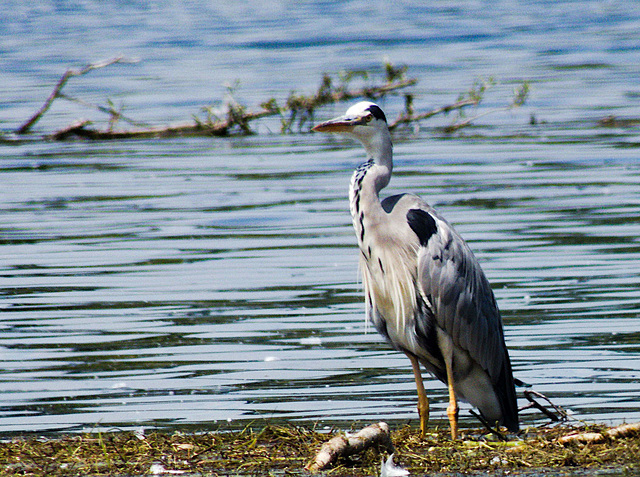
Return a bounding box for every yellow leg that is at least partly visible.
[406,353,429,436]
[444,358,459,440]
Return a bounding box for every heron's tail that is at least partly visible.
[496,346,519,432]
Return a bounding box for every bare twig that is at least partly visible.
[388,98,479,130]
[305,422,394,472]
[16,56,136,135]
[56,93,151,129]
[443,81,530,133]
[521,390,569,423]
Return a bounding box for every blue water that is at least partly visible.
[1,1,640,436]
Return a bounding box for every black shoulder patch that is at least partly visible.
[366,104,387,123]
[381,194,404,213]
[407,209,437,246]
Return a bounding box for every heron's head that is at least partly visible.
[312,101,389,145]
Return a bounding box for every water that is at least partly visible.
[1,1,640,436]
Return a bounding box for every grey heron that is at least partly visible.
[312,101,518,439]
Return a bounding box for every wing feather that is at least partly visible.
[408,203,518,430]
[411,206,506,382]
[380,194,518,430]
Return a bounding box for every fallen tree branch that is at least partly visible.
[558,422,640,445]
[49,119,93,140]
[16,56,136,135]
[45,76,417,140]
[305,422,394,472]
[48,108,275,140]
[18,58,528,141]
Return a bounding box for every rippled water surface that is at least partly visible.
[1,1,640,436]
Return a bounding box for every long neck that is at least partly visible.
[362,127,393,190]
[349,136,393,245]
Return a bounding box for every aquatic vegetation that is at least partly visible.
[0,423,638,476]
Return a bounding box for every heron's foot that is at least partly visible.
[447,402,459,440]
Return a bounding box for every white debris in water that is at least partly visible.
[264,355,279,362]
[381,453,409,477]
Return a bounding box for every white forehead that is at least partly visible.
[345,101,379,117]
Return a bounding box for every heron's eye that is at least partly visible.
[363,113,373,123]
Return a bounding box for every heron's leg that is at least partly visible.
[406,352,429,436]
[444,358,459,440]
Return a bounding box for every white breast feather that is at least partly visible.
[360,236,419,343]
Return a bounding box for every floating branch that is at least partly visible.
[283,71,417,132]
[390,79,530,133]
[56,93,151,130]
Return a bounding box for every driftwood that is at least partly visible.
[48,109,276,140]
[305,422,394,472]
[558,421,640,445]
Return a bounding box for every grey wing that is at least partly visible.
[408,206,507,382]
[406,203,519,431]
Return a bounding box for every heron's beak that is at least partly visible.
[312,114,365,133]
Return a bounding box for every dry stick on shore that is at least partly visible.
[558,422,640,445]
[559,422,640,444]
[16,56,136,135]
[305,422,394,472]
